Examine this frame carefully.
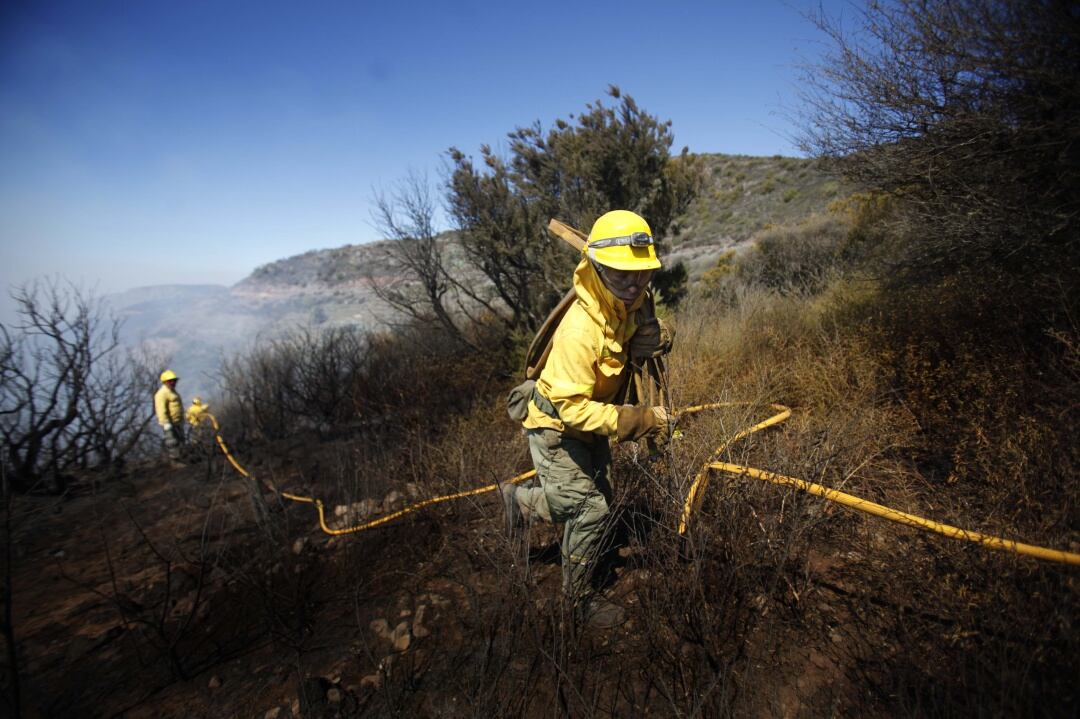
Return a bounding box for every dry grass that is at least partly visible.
[139,273,1076,716]
[654,270,1078,715]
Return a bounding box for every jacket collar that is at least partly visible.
[571,256,644,349]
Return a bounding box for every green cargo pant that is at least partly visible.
[514,428,612,598]
[162,424,185,461]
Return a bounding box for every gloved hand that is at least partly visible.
[628,317,675,360]
[616,405,672,442]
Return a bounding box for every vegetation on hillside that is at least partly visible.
[371,86,705,349]
[674,155,850,249]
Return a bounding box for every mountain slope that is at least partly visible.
[110,154,847,398]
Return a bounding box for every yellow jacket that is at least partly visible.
[154,384,183,427]
[524,257,644,437]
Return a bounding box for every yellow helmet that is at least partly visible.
[586,210,662,271]
[160,369,178,383]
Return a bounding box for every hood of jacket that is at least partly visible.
[571,255,645,357]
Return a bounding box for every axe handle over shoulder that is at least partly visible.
[547,219,587,252]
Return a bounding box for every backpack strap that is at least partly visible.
[524,287,577,380]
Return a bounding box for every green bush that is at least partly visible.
[737,214,849,295]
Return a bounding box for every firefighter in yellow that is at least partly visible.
[154,370,185,462]
[504,210,673,628]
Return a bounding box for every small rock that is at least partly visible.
[326,687,342,704]
[334,499,381,523]
[355,498,379,518]
[413,604,431,639]
[292,537,307,555]
[382,490,405,512]
[372,617,415,649]
[360,673,382,689]
[290,699,300,716]
[208,675,221,689]
[52,549,66,559]
[391,621,410,652]
[405,482,421,499]
[265,708,282,719]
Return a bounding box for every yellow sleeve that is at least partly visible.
[541,326,619,436]
[154,388,170,426]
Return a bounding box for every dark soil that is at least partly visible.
[7,434,1073,718]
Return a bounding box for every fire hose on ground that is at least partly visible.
[184,397,1080,566]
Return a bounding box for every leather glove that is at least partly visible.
[616,405,671,442]
[628,317,675,360]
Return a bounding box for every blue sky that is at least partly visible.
[0,0,848,304]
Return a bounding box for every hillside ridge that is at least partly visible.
[109,153,845,398]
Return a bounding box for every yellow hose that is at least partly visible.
[190,399,1080,565]
[189,402,535,535]
[709,462,1080,567]
[676,402,792,535]
[297,469,537,536]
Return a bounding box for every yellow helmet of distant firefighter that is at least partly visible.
[160,369,178,383]
[585,210,661,271]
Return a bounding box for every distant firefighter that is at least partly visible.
[154,369,185,463]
